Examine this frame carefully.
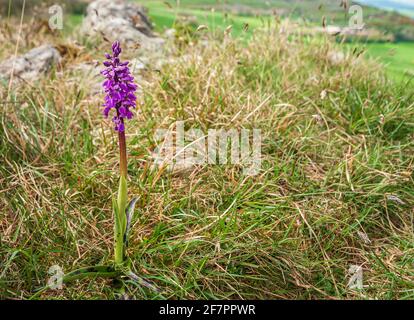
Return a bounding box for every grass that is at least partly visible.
[1,3,414,300]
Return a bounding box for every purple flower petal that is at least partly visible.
[101,41,137,132]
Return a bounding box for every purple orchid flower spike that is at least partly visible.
[101,41,137,132]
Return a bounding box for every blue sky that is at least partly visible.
[356,0,414,18]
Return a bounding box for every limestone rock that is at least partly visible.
[82,0,164,52]
[0,44,61,82]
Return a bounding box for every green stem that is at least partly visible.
[115,126,128,265]
[118,129,127,178]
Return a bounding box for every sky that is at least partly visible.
[356,0,414,18]
[391,0,414,6]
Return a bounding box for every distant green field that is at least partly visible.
[139,1,264,37]
[365,42,414,79]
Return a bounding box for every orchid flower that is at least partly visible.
[101,40,138,266]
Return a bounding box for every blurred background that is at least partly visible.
[2,0,413,80]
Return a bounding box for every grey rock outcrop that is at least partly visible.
[82,0,164,51]
[0,45,61,82]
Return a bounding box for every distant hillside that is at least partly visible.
[174,0,414,41]
[360,0,414,10]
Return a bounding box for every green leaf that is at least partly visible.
[117,175,128,232]
[124,197,139,247]
[113,196,124,265]
[112,197,120,230]
[125,270,160,293]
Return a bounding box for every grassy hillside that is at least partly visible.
[2,19,414,301]
[1,0,414,300]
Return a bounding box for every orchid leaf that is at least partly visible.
[63,265,118,283]
[123,197,139,247]
[125,270,160,294]
[112,197,120,230]
[113,196,124,265]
